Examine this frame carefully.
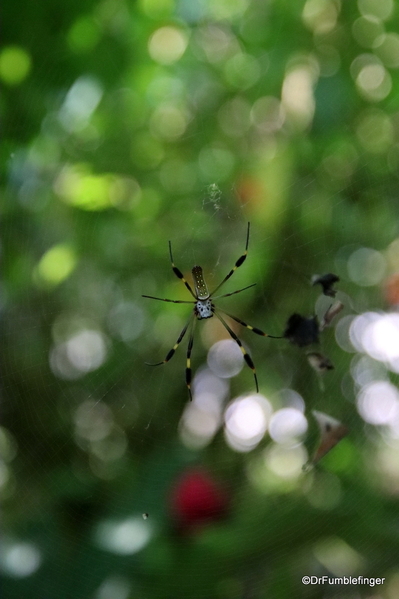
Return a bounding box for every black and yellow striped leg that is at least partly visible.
[213,283,256,300]
[221,311,282,339]
[142,294,195,305]
[210,222,250,296]
[146,316,193,366]
[185,319,196,400]
[214,310,259,393]
[169,241,196,298]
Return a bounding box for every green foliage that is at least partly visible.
[2,0,399,597]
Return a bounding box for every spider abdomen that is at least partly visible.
[192,266,210,300]
[195,299,213,320]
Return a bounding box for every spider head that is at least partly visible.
[192,266,210,300]
[195,299,213,320]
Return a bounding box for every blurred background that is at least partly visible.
[2,0,399,597]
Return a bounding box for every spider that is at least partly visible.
[143,223,277,399]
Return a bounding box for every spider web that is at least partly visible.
[2,1,399,598]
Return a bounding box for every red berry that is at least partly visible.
[170,469,228,532]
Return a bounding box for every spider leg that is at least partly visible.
[220,310,282,338]
[145,314,194,366]
[213,309,259,393]
[210,222,250,296]
[142,294,195,304]
[185,319,196,401]
[169,241,196,298]
[212,283,256,300]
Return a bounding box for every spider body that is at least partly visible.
[143,223,278,399]
[191,265,214,319]
[195,299,213,320]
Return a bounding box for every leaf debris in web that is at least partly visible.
[312,272,340,297]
